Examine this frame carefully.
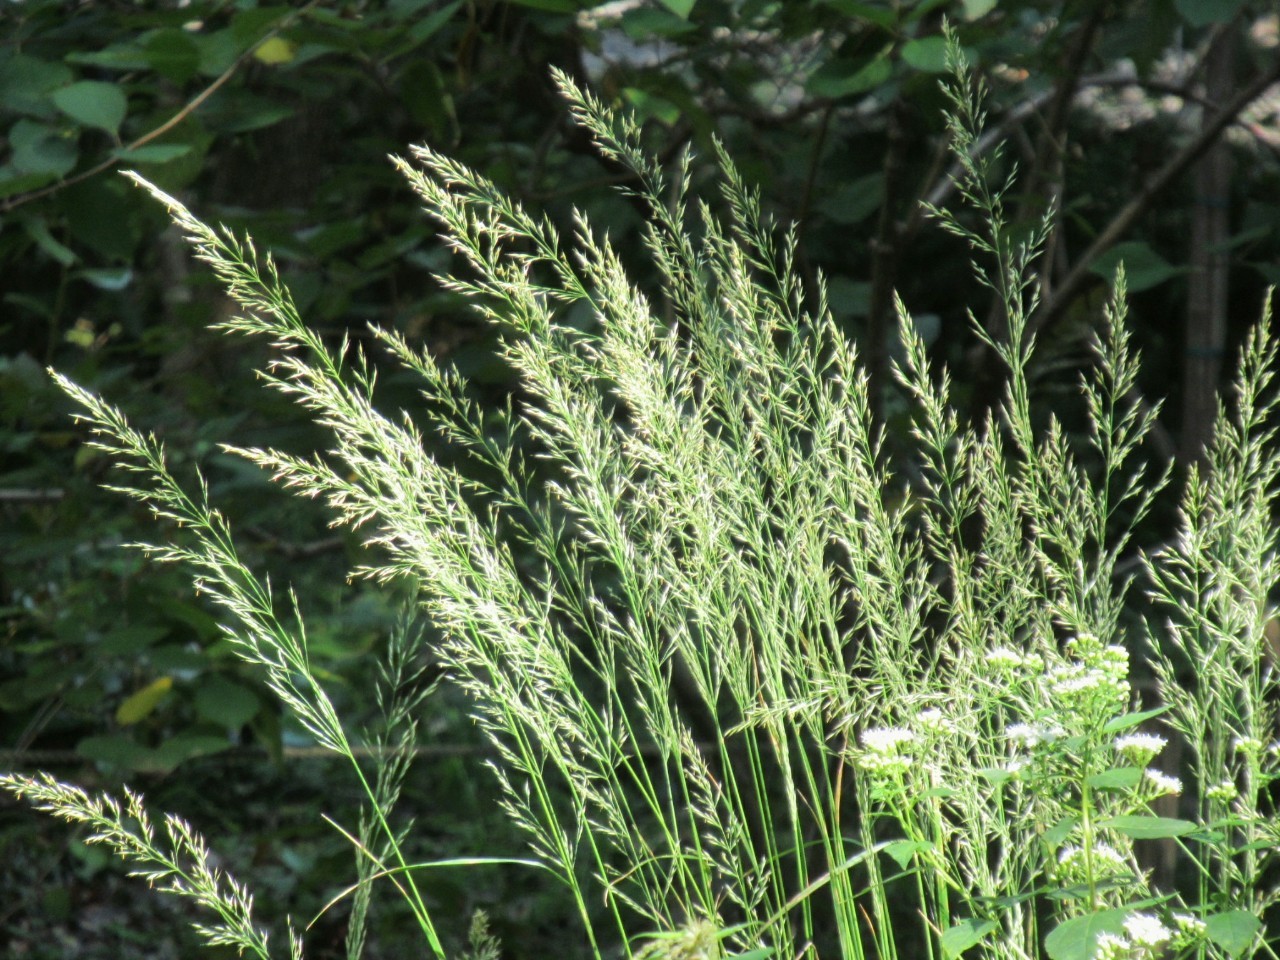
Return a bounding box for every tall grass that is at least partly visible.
[4,37,1278,960]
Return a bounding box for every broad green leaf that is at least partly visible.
[53,81,128,135]
[143,28,201,84]
[149,733,233,771]
[231,7,293,45]
[10,119,78,177]
[397,0,464,53]
[1087,767,1143,790]
[621,7,699,37]
[65,44,151,70]
[115,675,173,725]
[816,0,896,27]
[658,0,696,16]
[901,36,948,73]
[976,766,1014,787]
[806,51,892,98]
[1099,815,1197,839]
[623,87,681,126]
[941,919,997,958]
[883,839,932,869]
[0,169,58,199]
[1090,241,1182,293]
[1042,816,1079,848]
[77,734,150,769]
[1102,705,1170,733]
[1044,909,1128,960]
[99,625,170,655]
[0,54,73,116]
[825,172,885,225]
[962,0,997,18]
[194,675,261,729]
[113,144,194,164]
[1205,910,1261,958]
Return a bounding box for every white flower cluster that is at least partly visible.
[857,727,917,777]
[1233,736,1264,757]
[1005,721,1065,749]
[1113,732,1166,762]
[1057,841,1129,884]
[1142,768,1182,797]
[1090,914,1173,960]
[915,708,953,736]
[985,646,1041,674]
[1206,779,1238,802]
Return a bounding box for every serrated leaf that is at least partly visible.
[53,81,128,135]
[1044,909,1129,960]
[1205,910,1261,958]
[1099,815,1197,839]
[1102,705,1171,733]
[941,919,997,958]
[115,675,173,725]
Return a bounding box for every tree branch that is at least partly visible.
[1030,54,1280,335]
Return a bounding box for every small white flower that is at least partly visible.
[916,708,952,735]
[1143,768,1182,796]
[1206,779,1238,802]
[1114,732,1166,760]
[1123,913,1171,948]
[1004,758,1028,777]
[1233,736,1264,757]
[1172,913,1208,944]
[860,727,917,754]
[1059,842,1127,873]
[1005,722,1064,749]
[1093,932,1131,960]
[985,647,1025,671]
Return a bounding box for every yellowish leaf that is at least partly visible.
[115,676,173,725]
[253,37,296,65]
